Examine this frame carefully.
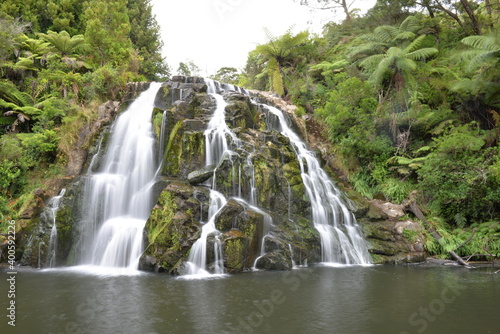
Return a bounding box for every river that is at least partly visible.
[1,265,498,333]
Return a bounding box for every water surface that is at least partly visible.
[1,265,498,334]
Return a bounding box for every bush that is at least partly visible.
[418,123,500,225]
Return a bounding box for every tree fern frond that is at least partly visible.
[359,54,386,69]
[406,47,438,61]
[369,57,394,86]
[399,15,420,33]
[467,51,499,71]
[462,35,500,52]
[350,42,387,58]
[396,58,417,74]
[373,26,399,43]
[405,35,428,53]
[0,81,34,106]
[395,31,416,42]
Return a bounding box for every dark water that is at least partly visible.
[1,265,499,334]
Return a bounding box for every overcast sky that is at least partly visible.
[150,0,376,76]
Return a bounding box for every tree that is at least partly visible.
[352,16,438,94]
[83,0,132,67]
[176,60,200,77]
[0,17,29,64]
[419,0,482,35]
[211,67,240,84]
[255,28,309,96]
[452,31,500,109]
[37,30,87,58]
[127,0,170,79]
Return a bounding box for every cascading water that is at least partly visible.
[184,80,236,276]
[46,189,66,267]
[77,82,162,269]
[264,105,372,265]
[185,190,226,276]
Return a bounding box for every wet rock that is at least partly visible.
[254,250,293,271]
[188,165,216,185]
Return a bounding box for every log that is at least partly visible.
[403,191,472,268]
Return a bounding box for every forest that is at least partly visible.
[1,0,499,260]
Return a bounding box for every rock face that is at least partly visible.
[356,197,426,263]
[15,76,428,270]
[140,76,321,273]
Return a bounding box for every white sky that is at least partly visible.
[150,0,376,76]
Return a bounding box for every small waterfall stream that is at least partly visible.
[76,82,162,270]
[264,105,372,265]
[184,80,235,276]
[45,188,66,267]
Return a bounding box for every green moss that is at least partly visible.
[162,121,184,175]
[152,110,164,139]
[146,191,177,248]
[224,238,245,271]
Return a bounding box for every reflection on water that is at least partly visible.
[0,266,498,334]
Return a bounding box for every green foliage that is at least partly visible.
[83,0,132,67]
[17,129,60,162]
[424,220,500,259]
[452,31,500,108]
[176,61,200,77]
[418,123,499,224]
[211,67,240,85]
[402,228,418,242]
[127,0,170,79]
[253,27,309,96]
[353,16,438,93]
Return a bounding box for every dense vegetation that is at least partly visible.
[239,0,500,258]
[0,0,169,220]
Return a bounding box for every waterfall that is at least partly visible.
[46,189,66,267]
[264,105,372,265]
[185,190,226,276]
[183,79,255,276]
[77,82,162,269]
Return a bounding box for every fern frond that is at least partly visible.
[396,58,417,74]
[399,16,420,33]
[462,35,500,51]
[406,47,438,61]
[369,56,394,86]
[468,51,499,71]
[359,54,386,70]
[373,26,399,43]
[395,31,416,42]
[405,35,427,53]
[350,42,387,58]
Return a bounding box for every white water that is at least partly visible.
[46,188,66,267]
[264,105,372,265]
[77,82,162,270]
[185,190,227,277]
[184,79,254,276]
[184,79,233,276]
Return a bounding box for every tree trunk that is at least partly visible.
[402,191,472,267]
[432,0,466,32]
[460,0,482,34]
[342,0,351,22]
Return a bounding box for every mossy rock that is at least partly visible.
[161,120,206,177]
[140,183,208,273]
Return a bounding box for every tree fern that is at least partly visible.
[353,16,437,94]
[255,28,309,96]
[37,30,87,57]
